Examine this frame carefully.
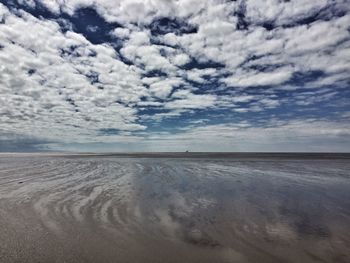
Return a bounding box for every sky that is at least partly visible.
[0,0,349,152]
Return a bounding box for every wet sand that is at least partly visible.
[0,154,349,263]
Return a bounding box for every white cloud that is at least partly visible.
[0,5,147,145]
[165,90,216,109]
[111,27,130,39]
[224,67,294,87]
[186,68,218,83]
[170,53,190,66]
[149,78,182,99]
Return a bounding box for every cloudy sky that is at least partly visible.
[0,0,349,152]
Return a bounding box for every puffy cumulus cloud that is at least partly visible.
[148,78,183,99]
[170,53,190,66]
[0,0,349,151]
[111,27,130,39]
[224,66,294,87]
[33,0,207,24]
[186,68,219,83]
[0,4,146,146]
[165,90,217,109]
[244,0,349,27]
[178,10,349,89]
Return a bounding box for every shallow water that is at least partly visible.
[0,154,349,263]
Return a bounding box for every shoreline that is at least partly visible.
[1,152,350,159]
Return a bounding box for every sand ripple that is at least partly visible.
[0,155,349,263]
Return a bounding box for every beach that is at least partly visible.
[0,153,349,263]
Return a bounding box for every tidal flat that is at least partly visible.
[0,153,349,263]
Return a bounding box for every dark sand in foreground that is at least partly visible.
[0,153,349,263]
